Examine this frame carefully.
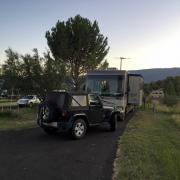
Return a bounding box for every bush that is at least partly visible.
[163,96,179,107]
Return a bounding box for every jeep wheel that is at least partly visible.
[43,127,58,135]
[110,114,117,131]
[71,119,87,139]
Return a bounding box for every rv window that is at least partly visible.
[86,75,124,96]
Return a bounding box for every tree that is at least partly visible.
[46,15,109,90]
[21,49,44,94]
[2,48,22,94]
[164,77,176,96]
[43,50,66,91]
[2,47,67,95]
[98,59,109,70]
[174,76,180,96]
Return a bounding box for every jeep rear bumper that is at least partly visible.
[39,120,73,131]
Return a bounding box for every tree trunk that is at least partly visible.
[74,76,79,91]
[73,61,80,91]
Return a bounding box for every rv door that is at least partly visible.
[128,74,143,106]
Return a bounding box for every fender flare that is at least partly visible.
[69,113,89,128]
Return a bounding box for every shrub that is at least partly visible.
[163,96,179,107]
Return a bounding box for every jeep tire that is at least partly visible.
[71,119,87,139]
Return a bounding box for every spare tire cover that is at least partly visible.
[39,102,56,123]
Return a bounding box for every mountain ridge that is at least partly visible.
[129,67,180,83]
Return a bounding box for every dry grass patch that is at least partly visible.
[0,107,37,131]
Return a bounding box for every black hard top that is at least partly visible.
[48,91,88,96]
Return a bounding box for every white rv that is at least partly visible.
[85,70,143,120]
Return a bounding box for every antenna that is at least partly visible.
[114,57,131,70]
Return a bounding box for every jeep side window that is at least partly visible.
[71,95,87,107]
[88,94,101,105]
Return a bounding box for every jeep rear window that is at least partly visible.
[71,95,87,107]
[46,93,65,108]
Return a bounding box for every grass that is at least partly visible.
[0,99,17,107]
[0,107,38,131]
[0,99,17,103]
[113,105,180,180]
[0,102,17,107]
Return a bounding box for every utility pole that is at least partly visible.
[115,57,131,70]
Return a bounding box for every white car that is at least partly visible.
[17,95,40,107]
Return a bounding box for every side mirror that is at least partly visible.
[90,101,98,105]
[89,101,102,107]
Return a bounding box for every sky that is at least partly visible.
[0,0,180,70]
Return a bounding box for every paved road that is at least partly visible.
[0,113,133,180]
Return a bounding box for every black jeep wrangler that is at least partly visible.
[37,91,118,139]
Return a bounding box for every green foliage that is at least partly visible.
[2,48,66,95]
[20,48,44,94]
[145,76,180,96]
[163,95,179,107]
[164,77,176,96]
[0,110,18,118]
[98,59,109,70]
[156,103,180,114]
[46,15,109,90]
[2,15,109,94]
[0,108,37,131]
[174,76,180,96]
[114,110,180,180]
[43,50,66,91]
[2,48,22,93]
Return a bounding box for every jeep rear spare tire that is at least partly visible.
[71,119,87,139]
[39,103,56,123]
